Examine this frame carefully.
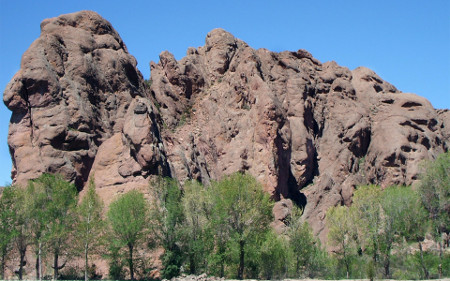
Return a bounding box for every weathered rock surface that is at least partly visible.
[4,12,449,239]
[150,29,449,240]
[4,11,169,199]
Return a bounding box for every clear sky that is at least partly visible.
[0,0,449,185]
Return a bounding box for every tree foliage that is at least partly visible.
[107,190,148,280]
[149,177,184,279]
[326,205,356,278]
[418,151,450,237]
[29,173,78,280]
[287,206,326,278]
[379,186,429,278]
[1,159,449,280]
[180,180,213,275]
[10,185,31,280]
[0,186,16,280]
[418,151,450,278]
[209,173,273,279]
[259,230,289,280]
[76,178,104,281]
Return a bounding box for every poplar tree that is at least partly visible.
[11,186,30,280]
[287,206,324,278]
[107,190,148,280]
[210,173,272,279]
[180,180,213,275]
[31,174,78,280]
[417,151,449,278]
[149,177,184,279]
[0,186,15,280]
[326,205,355,278]
[76,178,104,281]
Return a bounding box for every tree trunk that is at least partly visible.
[345,261,349,279]
[372,237,378,264]
[438,240,443,279]
[189,253,196,275]
[383,255,390,278]
[53,252,59,280]
[128,243,134,280]
[296,255,299,276]
[383,243,392,279]
[238,240,245,280]
[85,243,89,281]
[35,253,40,280]
[1,251,6,280]
[219,257,224,278]
[39,242,42,281]
[418,241,429,279]
[342,243,349,279]
[218,244,225,278]
[19,247,26,280]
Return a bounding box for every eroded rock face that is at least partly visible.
[150,28,449,240]
[4,11,169,196]
[4,13,449,240]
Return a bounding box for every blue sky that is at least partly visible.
[0,0,449,185]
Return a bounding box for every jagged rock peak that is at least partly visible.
[205,28,237,46]
[40,10,120,37]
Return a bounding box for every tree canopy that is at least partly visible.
[107,190,148,280]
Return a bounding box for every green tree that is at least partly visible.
[30,174,78,280]
[351,185,383,268]
[0,186,16,280]
[346,184,431,279]
[107,190,148,280]
[76,178,105,281]
[209,173,273,279]
[25,179,51,281]
[259,230,289,279]
[326,205,355,278]
[180,180,213,275]
[149,177,184,279]
[287,206,325,278]
[105,235,126,280]
[418,151,450,278]
[10,186,31,280]
[378,186,428,278]
[387,186,429,279]
[377,186,400,278]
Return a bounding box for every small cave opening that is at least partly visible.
[287,170,307,209]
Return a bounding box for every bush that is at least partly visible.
[259,231,289,279]
[59,265,83,280]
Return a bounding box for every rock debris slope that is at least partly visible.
[4,11,449,237]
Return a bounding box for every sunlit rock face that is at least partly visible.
[4,11,169,201]
[4,12,449,238]
[149,29,448,239]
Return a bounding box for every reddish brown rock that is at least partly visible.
[4,13,449,242]
[4,11,169,192]
[150,28,449,240]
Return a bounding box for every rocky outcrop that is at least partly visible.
[4,12,449,238]
[150,29,449,240]
[4,11,169,200]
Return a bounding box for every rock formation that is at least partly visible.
[3,11,169,203]
[4,11,449,237]
[150,29,449,238]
